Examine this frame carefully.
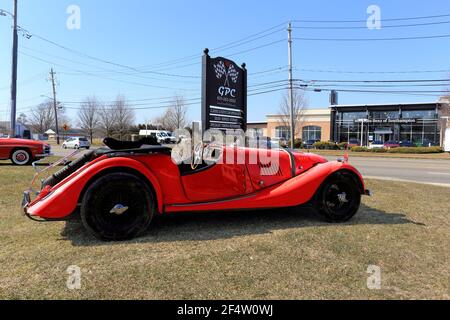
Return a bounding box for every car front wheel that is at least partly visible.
[314,172,361,222]
[80,173,155,241]
[11,149,31,166]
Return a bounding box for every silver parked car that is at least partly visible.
[62,137,91,149]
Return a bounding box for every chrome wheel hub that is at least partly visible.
[110,204,129,216]
[337,192,348,205]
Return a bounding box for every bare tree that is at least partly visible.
[78,96,100,143]
[17,113,28,125]
[277,89,308,139]
[111,95,135,140]
[98,103,116,138]
[157,95,188,131]
[29,100,56,134]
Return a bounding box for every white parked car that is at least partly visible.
[368,141,384,149]
[139,130,171,144]
[162,131,178,144]
[62,137,91,149]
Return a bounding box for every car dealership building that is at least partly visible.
[248,101,448,147]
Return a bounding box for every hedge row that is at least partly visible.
[312,141,340,150]
[350,146,444,154]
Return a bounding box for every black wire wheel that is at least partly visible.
[315,172,361,222]
[80,172,155,241]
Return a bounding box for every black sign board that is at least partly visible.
[201,49,247,131]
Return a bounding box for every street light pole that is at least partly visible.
[287,22,295,149]
[10,0,18,137]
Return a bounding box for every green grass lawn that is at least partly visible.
[0,161,448,299]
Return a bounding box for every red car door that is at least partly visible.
[181,146,253,202]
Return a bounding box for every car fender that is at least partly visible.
[27,157,164,219]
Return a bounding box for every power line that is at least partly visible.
[292,20,450,29]
[293,34,450,41]
[291,13,450,23]
[19,51,200,91]
[295,78,450,83]
[295,67,450,74]
[136,21,288,70]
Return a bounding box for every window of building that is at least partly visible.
[371,110,400,120]
[341,112,367,121]
[302,126,322,141]
[248,128,264,138]
[402,110,436,119]
[275,126,290,139]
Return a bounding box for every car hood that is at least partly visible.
[1,138,46,147]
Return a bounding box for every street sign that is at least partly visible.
[201,49,247,131]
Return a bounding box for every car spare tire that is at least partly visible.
[42,151,96,188]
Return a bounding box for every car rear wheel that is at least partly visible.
[314,173,361,222]
[11,149,31,166]
[80,173,155,241]
[74,144,79,149]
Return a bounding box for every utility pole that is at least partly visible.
[49,68,60,144]
[9,0,18,137]
[287,22,295,149]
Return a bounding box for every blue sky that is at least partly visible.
[1,0,449,125]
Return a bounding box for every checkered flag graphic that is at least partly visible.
[227,64,239,84]
[214,61,227,79]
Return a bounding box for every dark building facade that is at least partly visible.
[330,102,442,146]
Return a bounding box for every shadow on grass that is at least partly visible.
[60,204,425,246]
[0,162,62,167]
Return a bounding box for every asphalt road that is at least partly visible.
[324,156,450,187]
[53,146,450,187]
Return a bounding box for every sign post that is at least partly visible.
[201,48,247,132]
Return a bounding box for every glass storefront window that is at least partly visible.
[275,126,290,139]
[402,110,436,119]
[341,112,366,121]
[371,110,400,119]
[302,126,322,141]
[334,107,440,146]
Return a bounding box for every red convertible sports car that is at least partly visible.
[23,137,371,241]
[0,137,51,165]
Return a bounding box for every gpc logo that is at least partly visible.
[218,86,236,98]
[214,60,239,98]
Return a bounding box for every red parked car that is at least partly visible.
[0,137,51,165]
[383,141,400,149]
[23,137,371,241]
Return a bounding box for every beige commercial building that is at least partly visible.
[248,108,331,141]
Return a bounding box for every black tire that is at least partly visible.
[80,173,155,241]
[74,144,79,149]
[314,172,361,222]
[10,149,32,166]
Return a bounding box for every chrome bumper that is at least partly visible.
[35,153,54,158]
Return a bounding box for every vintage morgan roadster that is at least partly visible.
[23,137,371,241]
